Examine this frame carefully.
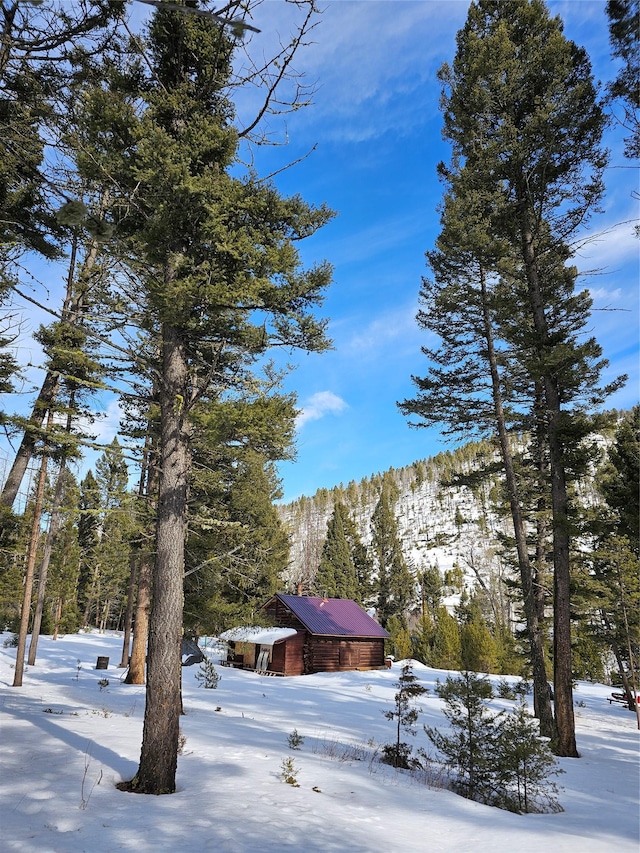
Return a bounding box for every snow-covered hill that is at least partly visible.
[1,631,638,852]
[278,436,608,615]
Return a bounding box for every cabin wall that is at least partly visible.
[307,637,385,673]
[263,598,304,631]
[270,632,305,676]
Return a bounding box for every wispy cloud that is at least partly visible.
[236,1,468,145]
[296,390,348,429]
[79,397,124,445]
[343,301,419,356]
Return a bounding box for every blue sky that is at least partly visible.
[245,0,639,502]
[1,1,637,506]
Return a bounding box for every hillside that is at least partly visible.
[278,435,607,613]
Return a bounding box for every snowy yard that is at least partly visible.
[1,631,638,853]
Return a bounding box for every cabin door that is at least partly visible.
[339,641,359,668]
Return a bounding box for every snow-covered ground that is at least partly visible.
[1,631,638,853]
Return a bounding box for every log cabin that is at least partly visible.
[220,593,390,676]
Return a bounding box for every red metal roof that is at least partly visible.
[272,594,390,638]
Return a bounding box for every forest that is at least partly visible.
[0,0,638,794]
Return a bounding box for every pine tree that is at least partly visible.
[382,662,428,769]
[493,696,563,813]
[404,0,618,757]
[426,671,496,802]
[371,475,414,627]
[599,407,640,551]
[315,501,357,599]
[431,606,462,670]
[80,3,333,794]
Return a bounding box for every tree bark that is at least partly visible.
[120,434,154,669]
[519,209,578,757]
[130,321,189,794]
[27,456,67,665]
[12,437,49,687]
[479,268,556,740]
[125,551,152,684]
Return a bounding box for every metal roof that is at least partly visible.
[272,594,390,639]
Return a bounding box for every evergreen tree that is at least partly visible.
[76,3,332,794]
[382,662,428,769]
[371,475,414,627]
[386,614,413,661]
[426,671,496,802]
[404,0,618,757]
[184,391,295,635]
[431,606,462,670]
[599,407,640,551]
[77,470,101,626]
[493,696,563,813]
[315,500,357,599]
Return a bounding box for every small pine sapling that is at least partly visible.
[382,662,428,769]
[493,696,563,813]
[425,671,497,802]
[195,656,220,689]
[280,757,300,786]
[287,729,304,750]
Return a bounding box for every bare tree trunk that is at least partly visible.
[125,434,159,683]
[519,211,578,757]
[119,554,137,668]
[119,434,154,668]
[126,552,152,684]
[12,440,49,687]
[52,596,63,640]
[28,394,75,664]
[27,457,66,665]
[128,321,190,794]
[479,267,556,740]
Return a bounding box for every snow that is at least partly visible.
[1,632,638,853]
[219,626,298,645]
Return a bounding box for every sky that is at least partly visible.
[1,0,637,506]
[246,0,640,503]
[1,630,639,851]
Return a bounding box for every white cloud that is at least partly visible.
[79,396,124,444]
[296,390,348,429]
[587,287,623,303]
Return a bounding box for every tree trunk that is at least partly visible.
[12,445,49,687]
[27,458,66,665]
[129,321,190,794]
[119,554,137,668]
[28,393,74,666]
[52,596,63,640]
[126,552,152,684]
[519,209,578,757]
[120,434,154,669]
[125,435,159,684]
[479,268,556,740]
